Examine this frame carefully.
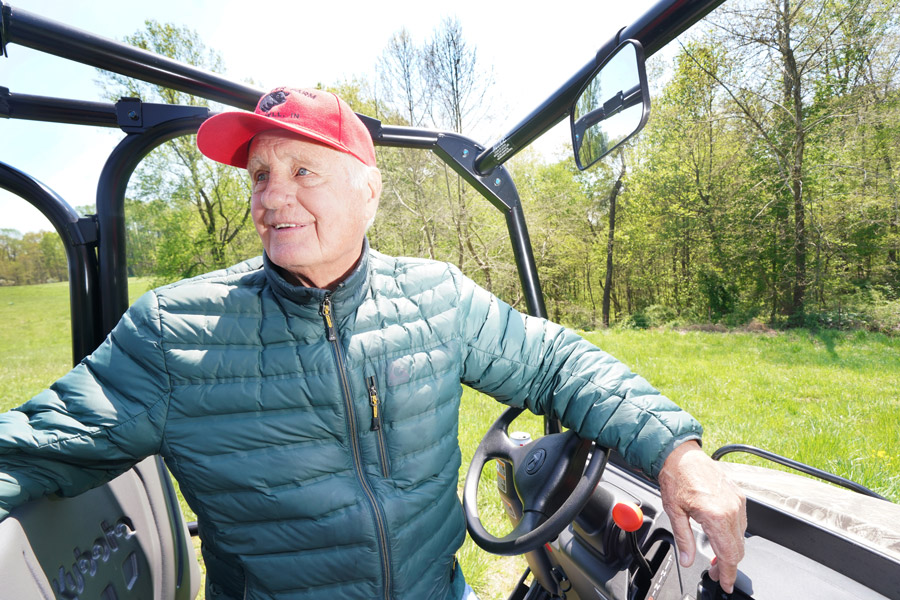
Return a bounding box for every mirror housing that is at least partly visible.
[571,39,650,170]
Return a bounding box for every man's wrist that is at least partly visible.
[659,439,704,481]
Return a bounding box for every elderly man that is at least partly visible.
[0,87,745,600]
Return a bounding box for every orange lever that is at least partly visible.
[612,501,644,532]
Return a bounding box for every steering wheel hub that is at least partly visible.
[525,449,547,474]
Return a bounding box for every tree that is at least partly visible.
[0,229,25,285]
[423,18,499,290]
[97,21,258,283]
[600,153,627,328]
[423,17,492,135]
[373,20,507,297]
[375,37,441,259]
[810,0,900,299]
[699,0,899,318]
[622,41,751,320]
[0,229,67,285]
[37,231,67,283]
[378,28,429,128]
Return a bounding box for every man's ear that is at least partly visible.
[364,167,382,222]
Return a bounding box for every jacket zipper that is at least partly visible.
[367,375,390,477]
[321,295,393,599]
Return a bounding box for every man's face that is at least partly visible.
[248,131,380,289]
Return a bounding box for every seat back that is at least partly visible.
[0,456,200,600]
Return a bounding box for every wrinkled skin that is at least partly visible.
[658,441,748,593]
[248,130,382,290]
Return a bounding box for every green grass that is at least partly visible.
[580,328,900,503]
[457,388,544,599]
[2,282,898,599]
[0,279,154,402]
[0,282,74,402]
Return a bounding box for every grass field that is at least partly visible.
[1,280,898,598]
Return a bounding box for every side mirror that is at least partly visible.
[571,39,650,170]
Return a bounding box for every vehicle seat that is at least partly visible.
[0,456,200,600]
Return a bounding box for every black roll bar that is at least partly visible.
[474,0,724,174]
[96,102,210,331]
[0,162,102,363]
[0,87,119,127]
[0,2,262,110]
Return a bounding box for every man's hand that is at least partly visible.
[658,440,747,593]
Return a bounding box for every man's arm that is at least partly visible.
[0,291,170,520]
[454,268,700,477]
[454,269,747,587]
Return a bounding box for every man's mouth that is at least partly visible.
[273,223,300,230]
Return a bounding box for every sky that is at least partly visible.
[0,0,665,233]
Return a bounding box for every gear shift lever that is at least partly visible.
[612,501,652,577]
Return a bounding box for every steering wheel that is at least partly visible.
[463,407,609,555]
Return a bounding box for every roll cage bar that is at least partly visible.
[0,0,722,433]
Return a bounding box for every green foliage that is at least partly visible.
[698,268,738,320]
[578,0,900,330]
[801,292,900,334]
[96,21,259,286]
[0,229,67,286]
[516,157,603,322]
[630,304,679,329]
[6,2,898,332]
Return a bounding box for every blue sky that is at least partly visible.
[1,0,660,233]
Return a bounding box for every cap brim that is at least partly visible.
[196,110,360,169]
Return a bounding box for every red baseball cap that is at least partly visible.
[196,86,377,168]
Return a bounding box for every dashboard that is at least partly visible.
[498,457,900,600]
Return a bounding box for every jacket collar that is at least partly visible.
[263,238,371,317]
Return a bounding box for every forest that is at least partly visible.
[3,0,898,333]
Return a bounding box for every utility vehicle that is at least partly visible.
[1,0,898,598]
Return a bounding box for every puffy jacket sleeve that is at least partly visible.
[454,269,702,478]
[0,290,171,520]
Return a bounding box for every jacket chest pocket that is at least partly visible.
[364,372,391,478]
[362,349,460,488]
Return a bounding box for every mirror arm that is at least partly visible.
[473,34,620,176]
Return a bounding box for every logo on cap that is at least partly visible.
[259,90,289,113]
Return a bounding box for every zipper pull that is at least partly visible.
[367,376,382,431]
[320,295,337,341]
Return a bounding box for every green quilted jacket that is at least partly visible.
[0,244,702,599]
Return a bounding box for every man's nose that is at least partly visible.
[258,176,296,209]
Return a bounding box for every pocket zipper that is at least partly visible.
[367,375,382,431]
[367,375,390,477]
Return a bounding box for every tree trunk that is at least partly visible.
[602,163,626,327]
[777,0,807,316]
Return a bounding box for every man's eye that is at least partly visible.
[255,172,269,183]
[296,168,310,177]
